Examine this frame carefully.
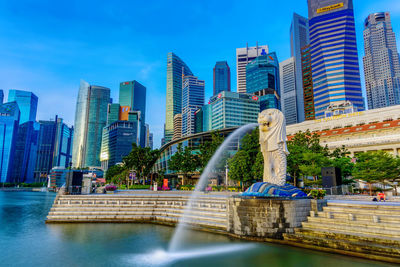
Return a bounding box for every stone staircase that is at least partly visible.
[46,194,228,230]
[284,200,400,263]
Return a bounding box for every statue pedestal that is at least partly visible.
[227,196,311,239]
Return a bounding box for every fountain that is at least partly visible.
[170,109,310,251]
[169,122,258,252]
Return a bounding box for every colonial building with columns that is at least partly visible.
[287,105,400,156]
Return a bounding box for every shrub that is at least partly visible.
[105,184,117,191]
[129,185,150,190]
[308,189,326,199]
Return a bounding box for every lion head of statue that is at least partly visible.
[258,108,289,154]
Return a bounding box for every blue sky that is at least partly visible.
[0,0,399,148]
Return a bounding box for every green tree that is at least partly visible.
[228,128,262,189]
[352,151,398,195]
[122,143,160,185]
[105,165,124,183]
[168,144,199,182]
[198,131,224,171]
[299,152,330,182]
[287,130,329,186]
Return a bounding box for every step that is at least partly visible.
[47,212,227,224]
[294,228,400,246]
[301,221,400,238]
[316,211,400,224]
[327,201,400,211]
[50,206,226,214]
[306,216,400,230]
[284,233,400,258]
[48,209,227,219]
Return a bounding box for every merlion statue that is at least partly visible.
[258,108,289,186]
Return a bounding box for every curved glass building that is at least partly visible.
[72,80,110,168]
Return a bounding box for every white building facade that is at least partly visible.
[236,44,268,94]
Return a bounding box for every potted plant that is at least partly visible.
[105,184,117,194]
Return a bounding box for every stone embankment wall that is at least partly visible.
[227,197,311,239]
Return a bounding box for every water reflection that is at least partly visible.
[0,192,395,267]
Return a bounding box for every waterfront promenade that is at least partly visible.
[46,191,400,264]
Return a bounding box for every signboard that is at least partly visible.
[315,111,364,123]
[252,95,259,101]
[163,179,168,188]
[317,3,343,13]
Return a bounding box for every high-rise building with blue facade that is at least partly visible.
[213,61,231,95]
[194,104,212,134]
[290,13,310,123]
[0,90,4,104]
[8,90,38,124]
[165,53,193,143]
[100,120,139,171]
[12,121,39,183]
[0,102,20,183]
[34,116,73,182]
[119,80,147,148]
[182,76,205,137]
[72,80,110,168]
[7,90,39,183]
[246,52,281,111]
[307,0,365,118]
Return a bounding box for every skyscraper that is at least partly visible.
[213,61,231,95]
[290,13,309,123]
[100,120,139,171]
[301,45,316,120]
[173,113,182,140]
[119,80,147,147]
[12,121,39,183]
[0,90,4,104]
[72,80,110,168]
[236,44,269,94]
[0,102,20,183]
[280,58,298,125]
[246,52,280,111]
[363,12,400,109]
[165,52,193,143]
[181,76,205,137]
[308,0,364,118]
[34,116,73,182]
[8,90,38,124]
[210,91,259,130]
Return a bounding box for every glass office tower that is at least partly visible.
[34,116,73,182]
[119,80,147,147]
[213,61,231,95]
[182,75,205,137]
[8,90,38,124]
[100,120,139,171]
[308,0,364,118]
[210,91,259,130]
[12,121,39,183]
[165,52,193,143]
[279,57,298,125]
[246,52,281,111]
[363,12,400,109]
[0,90,4,104]
[290,13,309,123]
[0,102,20,183]
[72,80,110,168]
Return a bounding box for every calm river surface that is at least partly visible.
[0,191,392,267]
